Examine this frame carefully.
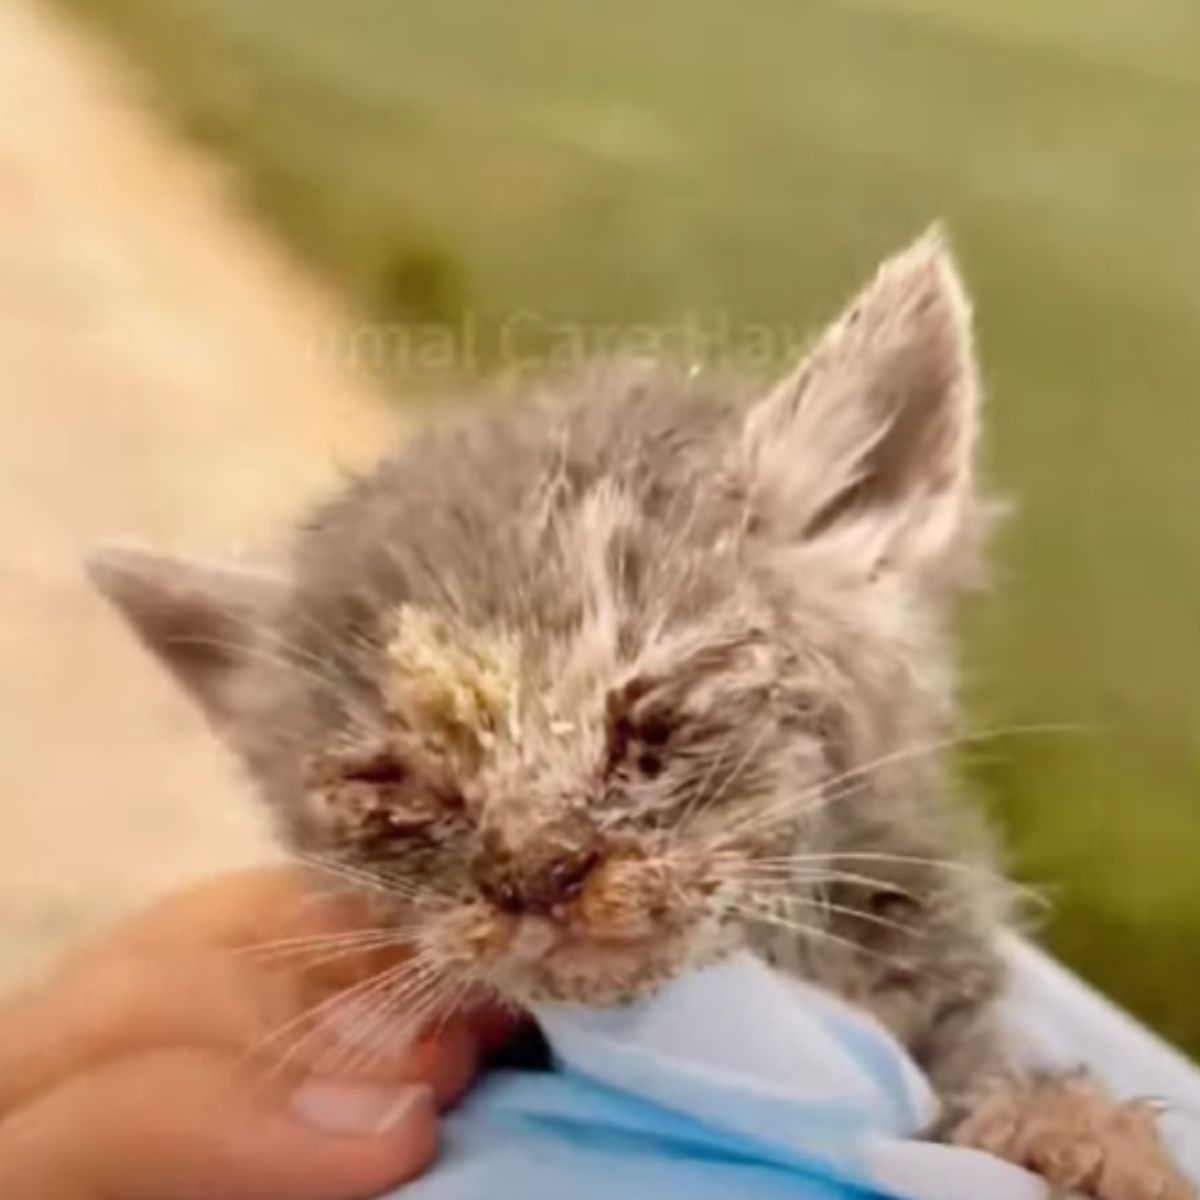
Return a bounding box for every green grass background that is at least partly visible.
[59,0,1200,1051]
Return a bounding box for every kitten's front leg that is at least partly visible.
[949,1071,1193,1200]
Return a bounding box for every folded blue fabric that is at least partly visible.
[395,950,1064,1200]
[375,940,1200,1200]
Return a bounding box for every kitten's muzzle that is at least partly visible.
[474,848,601,915]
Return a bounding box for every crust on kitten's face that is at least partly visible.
[90,231,1008,1042]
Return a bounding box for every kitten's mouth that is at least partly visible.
[501,913,662,969]
[488,912,697,1003]
[504,914,569,964]
[424,854,723,1004]
[469,883,724,1004]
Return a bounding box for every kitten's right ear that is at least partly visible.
[737,229,983,584]
[87,543,289,732]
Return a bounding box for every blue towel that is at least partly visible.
[372,938,1200,1200]
[394,948,1099,1200]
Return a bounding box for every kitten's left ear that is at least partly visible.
[739,228,983,581]
[87,544,289,731]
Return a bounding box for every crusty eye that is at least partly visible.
[867,887,918,920]
[339,749,408,787]
[307,744,455,843]
[637,715,672,748]
[605,703,674,780]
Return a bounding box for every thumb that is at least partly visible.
[0,1047,436,1200]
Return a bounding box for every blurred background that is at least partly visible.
[3,0,1197,1054]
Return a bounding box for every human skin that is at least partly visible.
[0,869,509,1200]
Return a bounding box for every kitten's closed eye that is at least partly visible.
[308,744,460,844]
[605,703,675,780]
[339,749,407,787]
[868,887,918,919]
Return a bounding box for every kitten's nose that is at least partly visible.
[474,847,600,915]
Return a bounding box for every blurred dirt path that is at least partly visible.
[0,0,395,988]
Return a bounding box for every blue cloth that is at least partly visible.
[393,952,1053,1200]
[375,941,1200,1200]
[412,1073,882,1200]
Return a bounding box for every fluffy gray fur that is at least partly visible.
[91,231,1013,1104]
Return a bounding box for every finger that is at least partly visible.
[311,1006,480,1106]
[0,1047,437,1200]
[0,946,485,1115]
[0,950,294,1113]
[465,1001,527,1052]
[73,867,365,963]
[51,867,439,1041]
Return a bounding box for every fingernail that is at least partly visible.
[289,1080,433,1136]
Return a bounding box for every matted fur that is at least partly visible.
[92,231,1012,1100]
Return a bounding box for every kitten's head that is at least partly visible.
[91,232,993,1008]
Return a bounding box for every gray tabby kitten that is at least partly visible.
[91,232,1190,1200]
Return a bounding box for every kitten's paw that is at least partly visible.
[950,1073,1194,1200]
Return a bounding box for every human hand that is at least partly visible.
[0,868,509,1200]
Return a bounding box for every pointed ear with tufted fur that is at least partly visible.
[87,543,289,732]
[739,229,983,582]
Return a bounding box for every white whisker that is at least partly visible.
[236,927,411,964]
[705,722,1093,851]
[244,956,422,1085]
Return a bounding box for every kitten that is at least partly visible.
[90,231,1190,1199]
